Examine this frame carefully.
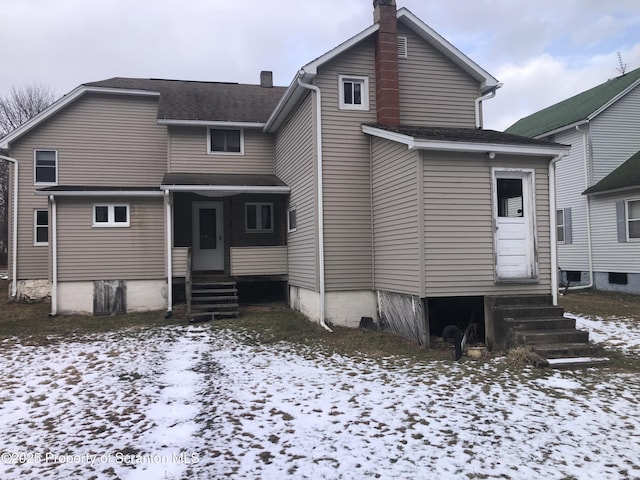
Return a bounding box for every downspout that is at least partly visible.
[297,73,332,332]
[474,84,502,129]
[164,189,173,318]
[0,155,19,298]
[549,151,569,305]
[49,195,57,316]
[564,124,594,291]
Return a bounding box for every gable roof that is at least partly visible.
[506,67,640,138]
[363,125,569,156]
[0,78,287,148]
[265,7,499,132]
[583,149,640,195]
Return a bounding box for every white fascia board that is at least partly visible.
[531,120,589,139]
[588,78,640,121]
[158,119,265,128]
[398,8,499,91]
[0,86,160,149]
[362,125,570,157]
[161,185,290,194]
[35,190,164,197]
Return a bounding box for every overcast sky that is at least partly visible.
[1,0,639,131]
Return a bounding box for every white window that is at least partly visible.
[34,210,49,246]
[339,75,369,111]
[556,209,565,243]
[208,128,243,154]
[246,203,273,232]
[93,204,130,227]
[288,206,297,233]
[627,199,640,240]
[34,150,57,184]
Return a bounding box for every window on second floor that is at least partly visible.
[208,128,243,154]
[556,209,565,243]
[34,149,57,184]
[339,75,369,111]
[288,206,297,233]
[246,202,273,232]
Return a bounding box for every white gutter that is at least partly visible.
[49,195,57,316]
[164,190,173,316]
[564,124,594,291]
[549,151,569,305]
[157,119,265,128]
[34,190,164,197]
[474,84,502,129]
[297,73,332,332]
[0,155,18,298]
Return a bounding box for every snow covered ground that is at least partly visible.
[0,313,639,480]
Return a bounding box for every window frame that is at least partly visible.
[34,149,58,185]
[92,204,130,228]
[207,128,244,155]
[556,208,565,244]
[33,209,49,246]
[287,205,297,233]
[245,202,274,233]
[627,198,640,241]
[338,75,369,111]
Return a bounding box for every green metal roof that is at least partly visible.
[506,67,640,138]
[583,149,640,195]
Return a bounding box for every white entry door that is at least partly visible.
[192,202,223,271]
[493,170,536,280]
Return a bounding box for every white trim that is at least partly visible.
[338,75,369,111]
[361,125,570,156]
[33,209,49,246]
[626,198,640,241]
[34,149,58,185]
[50,195,58,316]
[164,190,173,314]
[287,205,297,233]
[207,127,244,155]
[531,119,589,139]
[35,189,163,197]
[160,185,290,194]
[589,77,640,121]
[158,119,265,128]
[245,202,274,233]
[92,203,130,227]
[0,86,160,149]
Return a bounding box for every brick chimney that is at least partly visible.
[373,0,400,127]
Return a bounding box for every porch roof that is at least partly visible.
[160,173,290,194]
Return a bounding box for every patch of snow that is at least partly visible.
[568,313,640,355]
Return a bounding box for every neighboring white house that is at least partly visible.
[507,67,640,294]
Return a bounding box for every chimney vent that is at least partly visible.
[260,70,273,88]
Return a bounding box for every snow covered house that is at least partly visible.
[507,67,640,295]
[1,1,570,350]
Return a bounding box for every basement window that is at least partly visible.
[339,75,369,111]
[609,272,628,285]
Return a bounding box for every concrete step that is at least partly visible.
[192,303,239,310]
[516,329,590,345]
[532,342,599,358]
[191,295,238,302]
[505,316,576,331]
[498,305,565,319]
[491,295,554,307]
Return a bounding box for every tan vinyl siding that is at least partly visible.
[169,126,275,174]
[371,138,420,295]
[230,246,288,276]
[10,93,166,280]
[422,152,552,296]
[275,94,317,290]
[590,194,640,273]
[315,37,376,291]
[56,197,165,281]
[398,23,479,127]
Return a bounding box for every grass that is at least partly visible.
[1,279,639,370]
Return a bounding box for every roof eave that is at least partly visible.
[158,119,265,128]
[362,125,570,157]
[0,86,160,149]
[583,185,640,196]
[160,184,290,194]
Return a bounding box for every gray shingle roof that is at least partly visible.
[84,77,287,123]
[583,149,640,195]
